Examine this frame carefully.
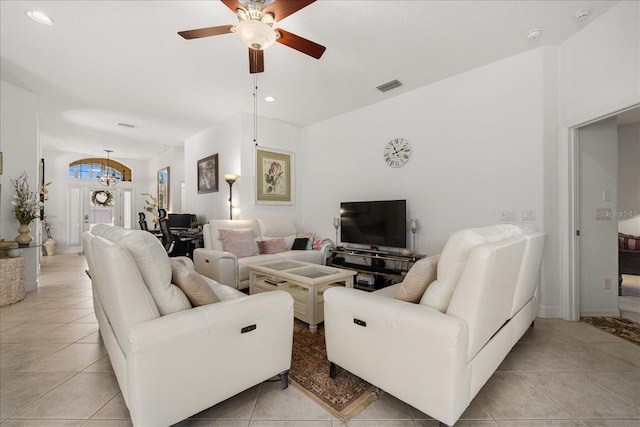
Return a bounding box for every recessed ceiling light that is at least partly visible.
[574,8,592,21]
[525,28,542,40]
[264,96,276,102]
[26,10,54,25]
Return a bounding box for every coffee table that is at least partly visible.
[249,260,356,333]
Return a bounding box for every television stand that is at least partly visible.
[342,246,389,256]
[329,248,425,292]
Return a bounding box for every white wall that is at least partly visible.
[1,80,40,291]
[618,123,640,235]
[185,112,305,226]
[185,113,242,223]
[559,1,640,124]
[303,48,545,256]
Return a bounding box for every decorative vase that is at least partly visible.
[43,238,57,256]
[15,224,33,245]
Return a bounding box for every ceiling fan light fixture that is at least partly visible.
[236,19,276,50]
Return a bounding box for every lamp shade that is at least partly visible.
[223,174,240,184]
[235,20,276,50]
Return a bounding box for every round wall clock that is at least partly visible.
[384,138,412,168]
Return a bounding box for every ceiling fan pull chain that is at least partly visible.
[253,73,258,145]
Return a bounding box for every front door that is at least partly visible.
[83,186,122,232]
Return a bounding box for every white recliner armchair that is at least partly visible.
[82,225,294,427]
[324,224,545,426]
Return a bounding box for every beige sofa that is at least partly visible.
[324,224,546,426]
[194,218,333,290]
[82,225,294,427]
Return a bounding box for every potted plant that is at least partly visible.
[10,173,41,245]
[141,193,159,229]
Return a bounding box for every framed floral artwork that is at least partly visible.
[255,146,294,204]
[157,167,170,209]
[197,154,218,194]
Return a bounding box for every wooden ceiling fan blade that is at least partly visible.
[264,0,316,21]
[249,48,265,74]
[276,28,326,59]
[178,25,234,40]
[221,0,246,14]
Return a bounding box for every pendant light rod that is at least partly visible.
[253,73,258,146]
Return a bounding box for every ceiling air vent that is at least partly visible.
[376,79,403,93]
[117,122,137,129]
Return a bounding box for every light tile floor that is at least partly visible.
[1,254,639,426]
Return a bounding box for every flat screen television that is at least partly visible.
[340,200,406,249]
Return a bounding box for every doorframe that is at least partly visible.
[560,99,640,321]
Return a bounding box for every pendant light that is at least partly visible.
[96,149,120,187]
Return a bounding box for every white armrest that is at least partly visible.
[324,287,467,346]
[193,248,238,288]
[324,286,469,425]
[124,291,293,426]
[128,291,293,353]
[319,241,333,264]
[172,256,195,270]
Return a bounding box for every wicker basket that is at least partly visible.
[1,256,26,306]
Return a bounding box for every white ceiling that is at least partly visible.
[0,0,619,160]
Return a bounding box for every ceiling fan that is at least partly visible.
[178,0,326,73]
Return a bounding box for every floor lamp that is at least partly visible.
[223,174,239,220]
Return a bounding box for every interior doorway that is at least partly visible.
[565,104,640,321]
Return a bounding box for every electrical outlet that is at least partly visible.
[604,278,612,289]
[521,210,536,221]
[500,210,516,221]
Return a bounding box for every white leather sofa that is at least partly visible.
[82,225,294,427]
[324,224,546,427]
[194,218,333,290]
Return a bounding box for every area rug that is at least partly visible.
[581,316,640,346]
[289,320,379,421]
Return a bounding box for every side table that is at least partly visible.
[1,256,26,306]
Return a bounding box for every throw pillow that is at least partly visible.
[170,260,220,306]
[394,255,440,303]
[291,237,309,250]
[297,232,315,249]
[258,238,288,254]
[219,228,259,258]
[313,237,331,250]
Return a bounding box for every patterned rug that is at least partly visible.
[581,316,640,346]
[289,320,379,421]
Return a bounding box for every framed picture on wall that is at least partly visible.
[157,167,170,209]
[255,146,294,205]
[197,153,218,194]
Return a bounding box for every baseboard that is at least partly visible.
[536,303,563,319]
